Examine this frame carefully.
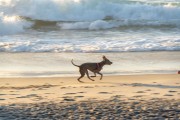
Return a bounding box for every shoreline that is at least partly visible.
[0,72,178,78]
[0,51,180,78]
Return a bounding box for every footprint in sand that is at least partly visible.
[45,93,53,94]
[131,83,141,87]
[9,94,19,95]
[98,92,112,94]
[27,94,38,97]
[133,95,144,98]
[63,97,76,101]
[60,87,66,89]
[38,88,46,90]
[136,91,146,93]
[74,96,84,98]
[10,91,15,92]
[16,96,26,98]
[64,93,77,95]
[114,95,125,97]
[84,86,94,88]
[168,90,177,93]
[152,93,160,95]
[78,92,86,93]
[164,94,174,96]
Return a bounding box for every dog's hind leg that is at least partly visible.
[78,76,84,83]
[97,72,103,80]
[77,70,85,83]
[85,70,95,81]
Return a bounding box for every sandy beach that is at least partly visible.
[1,0,180,119]
[0,74,179,119]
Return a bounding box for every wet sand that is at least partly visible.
[0,74,180,119]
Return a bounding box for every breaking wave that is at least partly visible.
[0,13,32,35]
[1,0,180,35]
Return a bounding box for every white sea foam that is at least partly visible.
[89,20,115,30]
[59,20,119,30]
[58,19,180,30]
[0,13,32,35]
[0,35,180,52]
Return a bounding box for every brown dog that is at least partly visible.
[71,56,112,82]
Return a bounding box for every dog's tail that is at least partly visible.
[71,59,80,67]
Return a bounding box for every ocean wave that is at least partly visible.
[1,0,180,21]
[57,19,180,30]
[0,13,33,35]
[58,20,118,30]
[1,0,180,35]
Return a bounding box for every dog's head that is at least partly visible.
[103,56,113,65]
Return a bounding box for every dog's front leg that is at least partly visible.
[97,72,103,80]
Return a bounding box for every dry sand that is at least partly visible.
[0,74,180,119]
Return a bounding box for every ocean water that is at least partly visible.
[0,0,180,77]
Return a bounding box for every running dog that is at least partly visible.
[71,56,112,82]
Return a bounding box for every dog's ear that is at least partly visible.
[103,55,106,60]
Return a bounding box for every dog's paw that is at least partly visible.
[78,80,84,83]
[90,76,96,77]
